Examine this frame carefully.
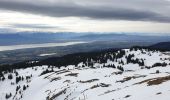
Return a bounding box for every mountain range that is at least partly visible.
[1,32,170,45]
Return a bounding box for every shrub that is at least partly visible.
[156,70,160,74]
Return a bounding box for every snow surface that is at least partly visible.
[1,49,170,100]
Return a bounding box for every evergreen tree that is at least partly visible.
[8,74,13,80]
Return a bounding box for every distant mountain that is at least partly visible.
[0,34,31,45]
[0,32,83,46]
[1,32,170,46]
[77,33,170,42]
[149,42,170,51]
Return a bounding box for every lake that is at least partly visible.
[0,41,87,51]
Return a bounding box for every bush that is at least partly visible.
[156,70,160,74]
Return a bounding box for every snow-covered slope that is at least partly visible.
[1,48,170,100]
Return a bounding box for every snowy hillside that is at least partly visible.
[1,47,170,100]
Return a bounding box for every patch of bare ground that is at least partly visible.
[98,88,121,96]
[112,71,123,75]
[125,70,134,72]
[135,75,170,86]
[116,75,146,83]
[124,95,131,98]
[100,83,111,87]
[105,71,124,77]
[46,88,67,100]
[65,73,78,77]
[83,83,111,93]
[156,92,162,95]
[78,79,99,83]
[44,69,70,79]
[50,77,61,82]
[63,80,71,83]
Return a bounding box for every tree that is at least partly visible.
[16,76,21,84]
[5,93,12,99]
[8,74,13,80]
[15,71,18,76]
[23,85,27,90]
[16,85,20,92]
[21,76,24,81]
[2,77,5,81]
[117,66,124,71]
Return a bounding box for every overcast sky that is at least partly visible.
[0,0,170,35]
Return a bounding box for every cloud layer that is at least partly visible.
[11,24,60,29]
[0,0,170,22]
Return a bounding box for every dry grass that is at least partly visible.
[65,73,78,77]
[50,77,61,82]
[78,79,99,83]
[90,84,100,89]
[44,69,70,79]
[135,75,170,86]
[116,75,146,83]
[63,80,71,83]
[83,83,111,93]
[98,88,121,96]
[47,88,67,100]
[100,83,111,87]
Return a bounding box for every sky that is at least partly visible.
[0,0,170,35]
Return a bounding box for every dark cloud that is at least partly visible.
[11,24,60,29]
[0,0,170,22]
